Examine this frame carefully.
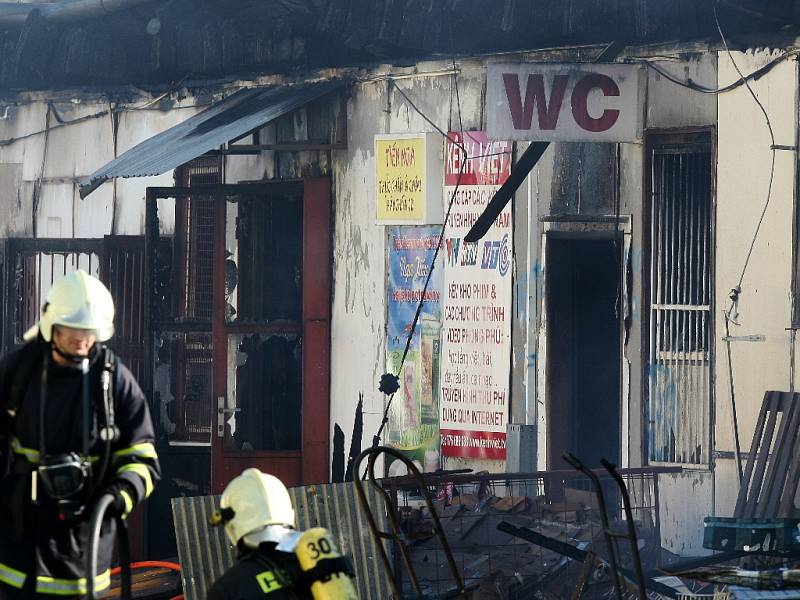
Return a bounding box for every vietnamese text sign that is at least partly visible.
[486,63,643,142]
[439,131,512,460]
[386,226,443,473]
[375,133,443,224]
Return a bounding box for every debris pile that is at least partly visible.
[393,481,661,599]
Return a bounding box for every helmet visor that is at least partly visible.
[48,303,114,341]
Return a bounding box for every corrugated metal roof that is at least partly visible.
[79,79,344,198]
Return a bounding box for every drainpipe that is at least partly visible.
[0,0,156,25]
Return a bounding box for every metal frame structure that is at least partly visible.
[354,446,469,600]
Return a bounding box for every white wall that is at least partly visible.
[715,51,798,516]
[0,95,202,238]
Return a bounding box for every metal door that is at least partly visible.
[210,179,331,492]
[145,178,331,494]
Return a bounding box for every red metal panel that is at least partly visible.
[301,320,330,484]
[303,178,331,321]
[302,178,331,485]
[213,454,302,494]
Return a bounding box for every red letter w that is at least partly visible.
[502,73,568,130]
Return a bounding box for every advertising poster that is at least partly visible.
[439,131,512,459]
[375,135,427,222]
[386,226,443,473]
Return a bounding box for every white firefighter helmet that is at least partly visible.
[24,269,115,343]
[218,468,296,547]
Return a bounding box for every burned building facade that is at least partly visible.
[0,0,798,560]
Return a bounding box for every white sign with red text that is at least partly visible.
[486,63,643,142]
[439,131,511,460]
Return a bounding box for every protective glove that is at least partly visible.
[101,480,136,518]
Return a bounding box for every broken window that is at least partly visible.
[223,333,302,451]
[220,189,304,451]
[225,192,303,322]
[647,134,714,465]
[154,332,214,444]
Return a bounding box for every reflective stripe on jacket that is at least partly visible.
[0,341,161,593]
[0,561,112,596]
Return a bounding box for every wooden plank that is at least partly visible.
[741,392,780,518]
[778,397,800,517]
[760,393,800,517]
[735,392,771,516]
[757,392,794,517]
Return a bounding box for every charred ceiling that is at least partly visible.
[0,0,798,91]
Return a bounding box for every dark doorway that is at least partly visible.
[546,237,621,468]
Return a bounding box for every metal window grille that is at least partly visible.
[155,331,213,444]
[101,237,146,383]
[5,241,102,346]
[178,157,220,321]
[154,156,221,444]
[648,140,714,465]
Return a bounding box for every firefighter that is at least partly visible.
[0,270,160,599]
[208,468,358,600]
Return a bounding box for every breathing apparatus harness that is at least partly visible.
[31,343,119,521]
[2,339,131,600]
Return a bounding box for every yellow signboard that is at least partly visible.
[375,135,427,222]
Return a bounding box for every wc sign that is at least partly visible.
[486,63,643,142]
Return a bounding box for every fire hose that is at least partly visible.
[86,493,131,600]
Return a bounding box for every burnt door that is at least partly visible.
[211,179,331,493]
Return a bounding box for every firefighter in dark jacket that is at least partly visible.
[208,468,358,600]
[0,270,160,599]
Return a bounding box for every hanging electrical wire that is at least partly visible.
[642,49,799,95]
[372,76,468,452]
[0,75,194,148]
[712,0,778,486]
[712,3,777,310]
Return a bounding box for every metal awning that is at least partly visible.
[79,79,344,198]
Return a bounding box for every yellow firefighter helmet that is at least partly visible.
[25,269,115,343]
[217,468,296,547]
